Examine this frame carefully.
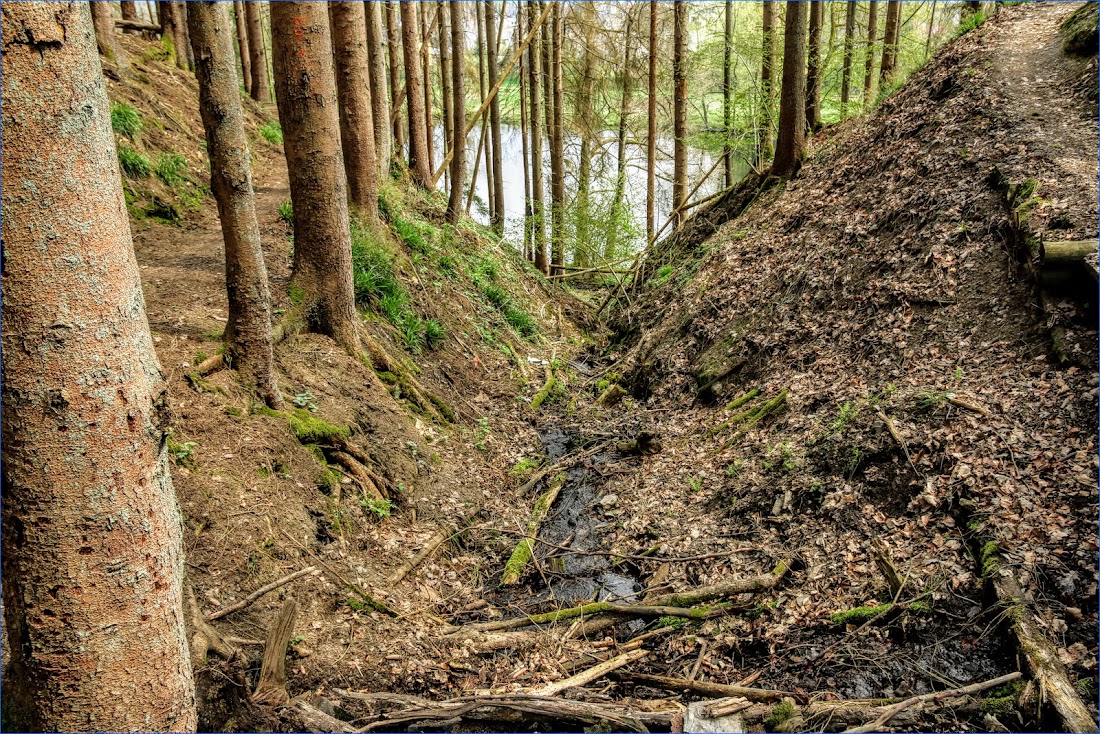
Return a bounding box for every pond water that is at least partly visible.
[433,122,751,256]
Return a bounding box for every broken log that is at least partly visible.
[535,649,648,696]
[251,598,298,706]
[287,701,356,733]
[617,672,798,703]
[530,363,558,412]
[844,671,1022,733]
[596,382,627,408]
[500,473,566,585]
[448,599,737,636]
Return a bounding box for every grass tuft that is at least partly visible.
[259,120,283,145]
[111,102,143,140]
[118,147,152,178]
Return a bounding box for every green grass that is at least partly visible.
[143,35,175,63]
[424,319,446,349]
[111,102,143,140]
[259,120,283,145]
[154,153,188,186]
[955,10,987,37]
[278,199,294,226]
[391,214,431,255]
[469,256,539,339]
[358,496,394,520]
[118,147,152,178]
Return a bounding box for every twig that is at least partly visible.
[536,649,648,696]
[205,566,319,622]
[477,526,752,564]
[843,672,1022,733]
[387,505,482,586]
[280,529,395,616]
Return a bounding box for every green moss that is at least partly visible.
[257,406,350,444]
[426,392,455,423]
[980,541,999,578]
[510,457,542,478]
[287,283,305,306]
[1062,2,1099,56]
[828,603,893,626]
[655,616,689,629]
[377,371,399,385]
[764,700,795,729]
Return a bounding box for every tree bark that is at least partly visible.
[245,1,269,101]
[91,0,131,75]
[759,0,778,164]
[806,0,823,132]
[120,0,138,32]
[438,0,453,191]
[1,3,196,729]
[879,0,901,87]
[160,0,186,70]
[271,1,361,353]
[548,1,565,274]
[771,0,809,177]
[647,0,657,241]
[862,0,879,108]
[386,1,405,151]
[672,1,688,224]
[420,3,435,178]
[611,6,635,228]
[331,2,379,221]
[189,1,281,407]
[486,0,506,236]
[840,0,857,116]
[365,1,392,175]
[476,3,494,222]
[446,1,466,224]
[574,1,596,266]
[175,1,194,71]
[527,1,547,274]
[518,7,533,258]
[400,1,431,187]
[723,0,734,187]
[233,1,252,94]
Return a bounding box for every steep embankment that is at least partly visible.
[595,1,1097,722]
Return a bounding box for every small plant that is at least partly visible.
[424,319,446,349]
[168,439,197,467]
[259,120,283,145]
[397,313,426,353]
[914,389,948,412]
[648,264,675,287]
[474,417,491,451]
[829,400,860,432]
[154,153,189,186]
[278,199,294,226]
[292,391,318,412]
[143,34,175,62]
[688,476,704,493]
[955,10,987,37]
[510,456,541,478]
[503,305,538,337]
[358,496,394,520]
[110,102,143,140]
[118,147,152,178]
[724,460,743,478]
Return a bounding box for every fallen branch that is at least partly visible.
[945,392,989,416]
[205,566,318,622]
[530,362,557,412]
[387,505,483,586]
[115,18,160,32]
[500,473,566,585]
[844,672,1022,733]
[535,649,648,696]
[716,390,789,452]
[617,672,799,703]
[251,598,297,707]
[449,599,738,636]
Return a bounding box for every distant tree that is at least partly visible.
[234,1,252,94]
[386,2,405,152]
[176,1,194,71]
[447,1,466,224]
[271,1,361,352]
[647,0,658,240]
[476,3,494,220]
[611,6,636,225]
[486,0,505,236]
[759,0,779,163]
[880,0,901,86]
[90,1,131,76]
[518,7,533,258]
[438,0,453,190]
[365,1,392,173]
[549,1,565,275]
[120,0,138,32]
[806,1,823,132]
[331,1,379,220]
[419,4,435,177]
[245,1,269,101]
[772,0,809,177]
[862,0,880,108]
[400,1,431,186]
[840,0,857,116]
[723,0,734,186]
[673,0,687,224]
[1,4,196,729]
[189,0,281,407]
[527,0,548,274]
[158,0,186,70]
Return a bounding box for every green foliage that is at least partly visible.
[259,120,283,145]
[648,264,676,287]
[258,405,350,444]
[118,147,152,178]
[168,439,197,467]
[278,200,294,226]
[1063,2,1099,56]
[955,10,987,38]
[829,401,860,431]
[292,391,318,412]
[143,34,175,63]
[154,153,189,186]
[510,456,541,478]
[828,603,893,626]
[111,102,143,140]
[469,258,538,338]
[358,496,394,520]
[424,319,446,349]
[474,417,491,451]
[391,214,431,255]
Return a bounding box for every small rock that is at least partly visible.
[599,494,619,509]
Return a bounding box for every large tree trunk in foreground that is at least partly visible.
[245,1,269,102]
[90,0,131,75]
[880,0,901,87]
[400,1,431,187]
[486,0,506,236]
[365,1,392,176]
[1,4,196,729]
[527,1,547,274]
[772,0,809,177]
[672,0,688,224]
[234,1,253,95]
[331,1,379,221]
[806,0,823,132]
[189,0,282,408]
[271,1,361,352]
[447,1,466,223]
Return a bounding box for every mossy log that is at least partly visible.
[646,559,791,608]
[714,390,789,451]
[499,473,566,585]
[531,364,557,412]
[708,388,762,435]
[595,383,626,408]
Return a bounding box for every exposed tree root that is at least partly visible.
[330,450,386,501]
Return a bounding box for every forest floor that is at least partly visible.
[108,4,1096,732]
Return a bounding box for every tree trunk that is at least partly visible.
[925,0,937,59]
[647,0,658,241]
[862,0,879,108]
[611,6,635,229]
[574,1,596,266]
[447,1,466,224]
[759,0,778,164]
[672,1,688,224]
[90,0,131,75]
[271,1,361,353]
[245,1,270,101]
[365,1,393,175]
[518,7,533,259]
[175,1,194,71]
[189,1,281,407]
[331,2,379,221]
[527,1,547,274]
[120,0,138,32]
[419,3,435,178]
[234,1,253,93]
[476,3,494,223]
[879,0,900,87]
[1,4,196,729]
[400,1,431,187]
[723,0,734,187]
[840,0,857,116]
[549,1,565,275]
[806,0,823,132]
[486,0,506,236]
[772,1,809,177]
[438,0,453,191]
[160,0,186,70]
[386,1,405,152]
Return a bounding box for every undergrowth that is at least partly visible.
[110,102,143,140]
